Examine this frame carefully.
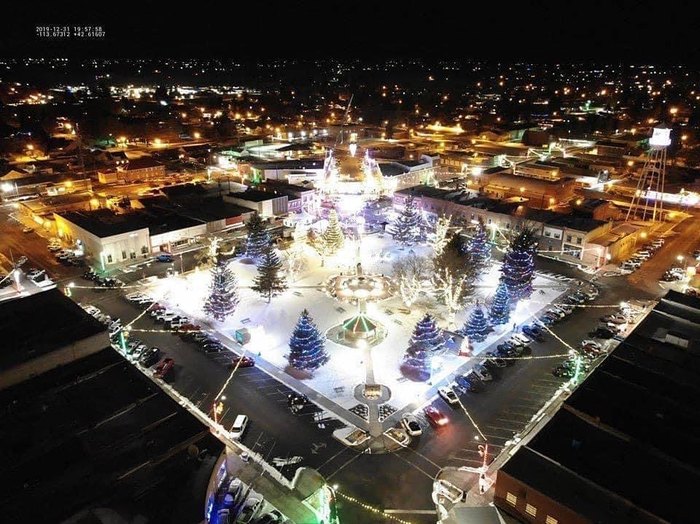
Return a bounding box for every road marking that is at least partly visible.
[393,452,438,481]
[325,452,362,481]
[316,447,352,471]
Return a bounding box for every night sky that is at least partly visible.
[1,0,699,62]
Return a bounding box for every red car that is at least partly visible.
[424,405,449,427]
[153,358,174,378]
[229,356,255,369]
[177,323,201,332]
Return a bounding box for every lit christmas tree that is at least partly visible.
[245,213,270,259]
[409,313,444,351]
[463,303,490,342]
[466,218,491,269]
[401,341,435,382]
[393,194,423,244]
[322,209,344,253]
[203,261,240,322]
[252,242,287,303]
[489,281,511,325]
[287,309,329,371]
[501,227,537,302]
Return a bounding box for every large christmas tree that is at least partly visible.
[203,261,240,322]
[401,341,435,382]
[393,194,422,244]
[287,309,329,371]
[466,218,491,269]
[463,303,490,342]
[501,227,537,302]
[489,281,511,325]
[409,313,444,351]
[322,209,344,253]
[245,213,271,259]
[252,242,288,303]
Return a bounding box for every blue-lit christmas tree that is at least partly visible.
[393,195,423,244]
[489,281,511,325]
[401,341,435,382]
[203,261,240,322]
[245,213,271,259]
[466,218,491,269]
[409,313,444,351]
[287,309,329,372]
[464,303,490,343]
[501,227,537,302]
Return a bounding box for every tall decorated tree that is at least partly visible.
[401,341,435,382]
[463,303,490,342]
[287,309,329,372]
[322,209,344,254]
[466,218,491,270]
[501,226,537,302]
[489,281,511,325]
[392,194,423,244]
[252,242,288,303]
[245,213,271,259]
[409,313,444,351]
[203,261,240,322]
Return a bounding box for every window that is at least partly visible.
[545,516,558,524]
[488,218,492,224]
[576,237,582,245]
[141,246,149,254]
[566,235,572,242]
[107,254,113,263]
[130,251,136,260]
[526,504,537,517]
[544,231,551,237]
[121,250,127,260]
[506,492,517,506]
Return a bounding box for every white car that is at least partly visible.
[581,340,602,350]
[434,479,464,504]
[401,413,423,436]
[438,386,460,406]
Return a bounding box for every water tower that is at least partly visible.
[626,126,670,222]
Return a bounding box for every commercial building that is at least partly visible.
[249,158,325,184]
[0,346,224,523]
[394,186,637,266]
[0,289,107,390]
[378,155,437,191]
[257,179,317,214]
[495,290,700,524]
[98,156,166,183]
[224,188,289,217]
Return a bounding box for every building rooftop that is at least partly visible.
[250,159,324,170]
[545,214,606,232]
[124,156,164,170]
[500,290,700,524]
[58,207,202,238]
[227,188,286,202]
[0,289,105,370]
[0,348,224,523]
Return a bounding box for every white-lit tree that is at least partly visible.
[429,215,453,258]
[392,253,427,307]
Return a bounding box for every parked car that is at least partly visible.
[473,364,493,382]
[288,393,309,412]
[424,406,449,427]
[552,365,574,378]
[140,347,162,367]
[522,325,545,342]
[230,356,255,368]
[231,414,249,440]
[401,413,423,436]
[438,386,460,406]
[455,372,484,391]
[153,357,175,378]
[601,314,626,324]
[156,253,174,262]
[592,327,616,339]
[580,340,602,351]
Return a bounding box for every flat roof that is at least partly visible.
[0,289,105,369]
[0,348,224,523]
[251,159,324,170]
[500,290,700,523]
[545,214,606,232]
[227,188,286,202]
[59,208,203,238]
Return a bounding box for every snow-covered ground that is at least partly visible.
[146,233,566,416]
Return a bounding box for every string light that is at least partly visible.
[334,489,414,524]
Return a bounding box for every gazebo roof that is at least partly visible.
[342,314,378,333]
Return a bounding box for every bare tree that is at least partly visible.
[428,215,456,258]
[393,254,428,307]
[432,234,477,326]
